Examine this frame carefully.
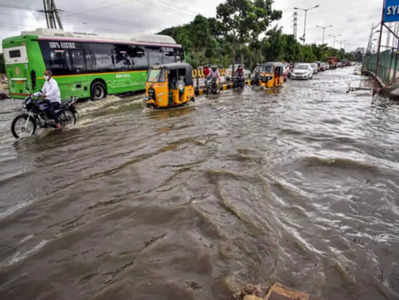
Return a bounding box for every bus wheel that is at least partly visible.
[91,81,106,100]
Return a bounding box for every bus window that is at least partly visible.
[9,50,21,58]
[49,49,70,75]
[162,47,176,64]
[89,43,114,72]
[70,49,86,73]
[131,46,147,70]
[176,48,184,62]
[85,50,96,72]
[147,47,163,66]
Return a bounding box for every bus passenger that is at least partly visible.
[34,70,62,128]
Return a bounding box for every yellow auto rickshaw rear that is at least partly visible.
[145,63,195,108]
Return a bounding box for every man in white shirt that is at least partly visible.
[34,70,62,128]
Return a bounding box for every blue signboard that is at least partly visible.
[384,0,399,22]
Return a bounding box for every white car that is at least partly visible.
[310,63,318,74]
[290,63,313,80]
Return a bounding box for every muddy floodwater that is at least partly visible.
[1,67,399,300]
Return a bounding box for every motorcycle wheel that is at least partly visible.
[11,114,36,139]
[59,109,77,128]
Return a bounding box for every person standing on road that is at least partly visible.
[34,70,62,128]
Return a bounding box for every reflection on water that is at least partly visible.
[1,68,399,300]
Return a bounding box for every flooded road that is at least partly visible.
[1,67,399,300]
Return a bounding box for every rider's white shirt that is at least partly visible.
[36,78,61,103]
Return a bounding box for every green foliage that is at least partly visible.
[0,53,4,74]
[159,1,355,70]
[216,0,282,64]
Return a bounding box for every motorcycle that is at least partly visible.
[11,95,78,139]
[232,74,245,89]
[206,77,220,95]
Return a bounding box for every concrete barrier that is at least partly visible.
[195,80,251,95]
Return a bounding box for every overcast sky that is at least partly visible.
[0,0,385,52]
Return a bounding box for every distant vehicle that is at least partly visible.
[320,62,329,71]
[310,63,318,74]
[290,63,313,80]
[328,56,338,69]
[2,28,184,100]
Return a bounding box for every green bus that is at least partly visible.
[2,28,184,100]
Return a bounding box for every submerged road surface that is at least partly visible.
[1,67,399,300]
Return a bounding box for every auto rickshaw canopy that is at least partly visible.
[260,62,284,73]
[151,63,193,86]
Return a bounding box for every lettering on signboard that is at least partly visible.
[385,0,399,22]
[49,41,76,49]
[387,5,399,15]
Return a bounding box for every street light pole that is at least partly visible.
[329,34,342,48]
[294,4,320,44]
[316,25,333,44]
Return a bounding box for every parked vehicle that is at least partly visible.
[320,62,329,71]
[315,61,322,72]
[11,95,78,138]
[251,62,285,88]
[310,63,319,74]
[290,63,313,80]
[145,63,195,108]
[328,56,338,69]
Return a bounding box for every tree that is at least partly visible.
[262,26,285,61]
[216,0,282,65]
[158,4,355,68]
[282,34,302,62]
[301,45,316,62]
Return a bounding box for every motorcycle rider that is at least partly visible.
[207,66,220,92]
[236,65,244,78]
[204,64,210,78]
[33,70,61,128]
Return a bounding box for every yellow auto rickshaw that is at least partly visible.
[145,63,195,108]
[252,62,285,88]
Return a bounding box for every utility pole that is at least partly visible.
[293,11,298,40]
[294,4,320,44]
[386,23,392,48]
[316,25,332,44]
[366,24,379,54]
[39,0,63,30]
[329,34,341,49]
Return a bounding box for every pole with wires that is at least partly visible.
[39,0,63,30]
